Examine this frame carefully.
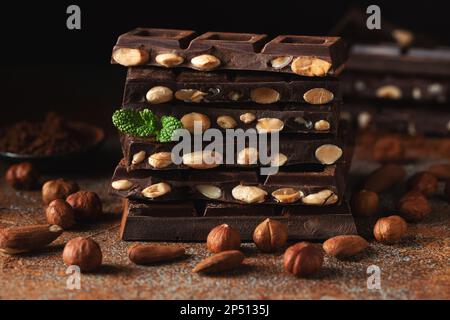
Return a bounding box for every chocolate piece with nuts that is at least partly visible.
[113,29,347,76]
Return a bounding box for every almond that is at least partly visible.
[0,224,63,254]
[303,88,334,105]
[128,244,185,265]
[323,235,368,259]
[192,250,245,274]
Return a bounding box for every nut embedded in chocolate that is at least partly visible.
[284,242,323,277]
[155,53,184,68]
[66,191,103,221]
[250,87,280,104]
[376,85,402,100]
[131,151,146,165]
[291,56,331,77]
[175,89,207,103]
[315,144,343,165]
[303,88,334,105]
[237,148,258,165]
[256,118,284,133]
[111,180,133,191]
[207,224,241,253]
[112,48,149,66]
[195,184,222,200]
[217,115,237,129]
[62,237,102,272]
[239,112,256,124]
[271,188,303,203]
[141,183,171,199]
[270,153,288,167]
[270,56,292,70]
[231,185,267,204]
[180,112,211,133]
[190,54,221,71]
[45,199,76,230]
[146,86,173,104]
[6,162,39,190]
[314,120,330,131]
[302,189,338,206]
[42,178,79,205]
[148,152,173,169]
[182,150,222,169]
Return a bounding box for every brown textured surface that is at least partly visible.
[0,138,449,300]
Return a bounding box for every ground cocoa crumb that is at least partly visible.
[0,113,89,156]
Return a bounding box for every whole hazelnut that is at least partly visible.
[407,172,438,197]
[206,224,241,253]
[373,215,407,244]
[350,189,379,217]
[5,162,39,190]
[45,199,76,229]
[42,179,80,205]
[284,242,323,277]
[444,180,450,202]
[62,237,102,272]
[66,191,103,221]
[397,191,431,222]
[253,218,288,253]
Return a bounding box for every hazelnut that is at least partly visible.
[112,48,149,66]
[291,56,331,77]
[206,224,241,253]
[231,185,267,204]
[141,182,171,199]
[6,162,39,190]
[303,88,334,105]
[155,53,184,67]
[284,242,324,277]
[271,188,303,203]
[270,56,292,69]
[66,191,103,221]
[253,218,288,253]
[237,148,258,165]
[302,189,338,206]
[180,112,211,133]
[256,118,284,133]
[373,215,407,244]
[175,89,207,103]
[195,184,222,200]
[250,88,280,104]
[350,190,379,217]
[372,136,404,162]
[111,180,133,191]
[146,86,173,104]
[148,152,173,169]
[62,237,102,272]
[376,85,402,99]
[397,191,431,222]
[315,144,343,165]
[323,235,368,259]
[45,199,76,230]
[191,54,221,71]
[131,151,146,165]
[407,172,438,197]
[42,179,79,205]
[216,115,237,129]
[314,120,331,131]
[182,150,222,169]
[239,112,256,124]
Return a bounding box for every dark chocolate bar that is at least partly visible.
[120,199,358,241]
[124,67,341,104]
[110,160,350,206]
[347,44,450,77]
[120,132,347,171]
[342,71,450,104]
[343,101,450,136]
[123,102,340,135]
[112,28,347,77]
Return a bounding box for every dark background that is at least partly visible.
[1,0,449,129]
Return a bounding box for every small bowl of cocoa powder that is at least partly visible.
[0,112,105,166]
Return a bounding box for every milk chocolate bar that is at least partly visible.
[347,44,450,77]
[120,132,347,171]
[342,72,450,104]
[112,28,347,76]
[123,102,340,135]
[110,160,350,206]
[120,199,358,241]
[124,67,341,104]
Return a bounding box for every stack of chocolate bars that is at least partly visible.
[110,28,357,241]
[332,8,450,136]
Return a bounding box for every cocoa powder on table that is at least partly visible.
[0,113,89,156]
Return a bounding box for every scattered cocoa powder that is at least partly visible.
[0,113,89,156]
